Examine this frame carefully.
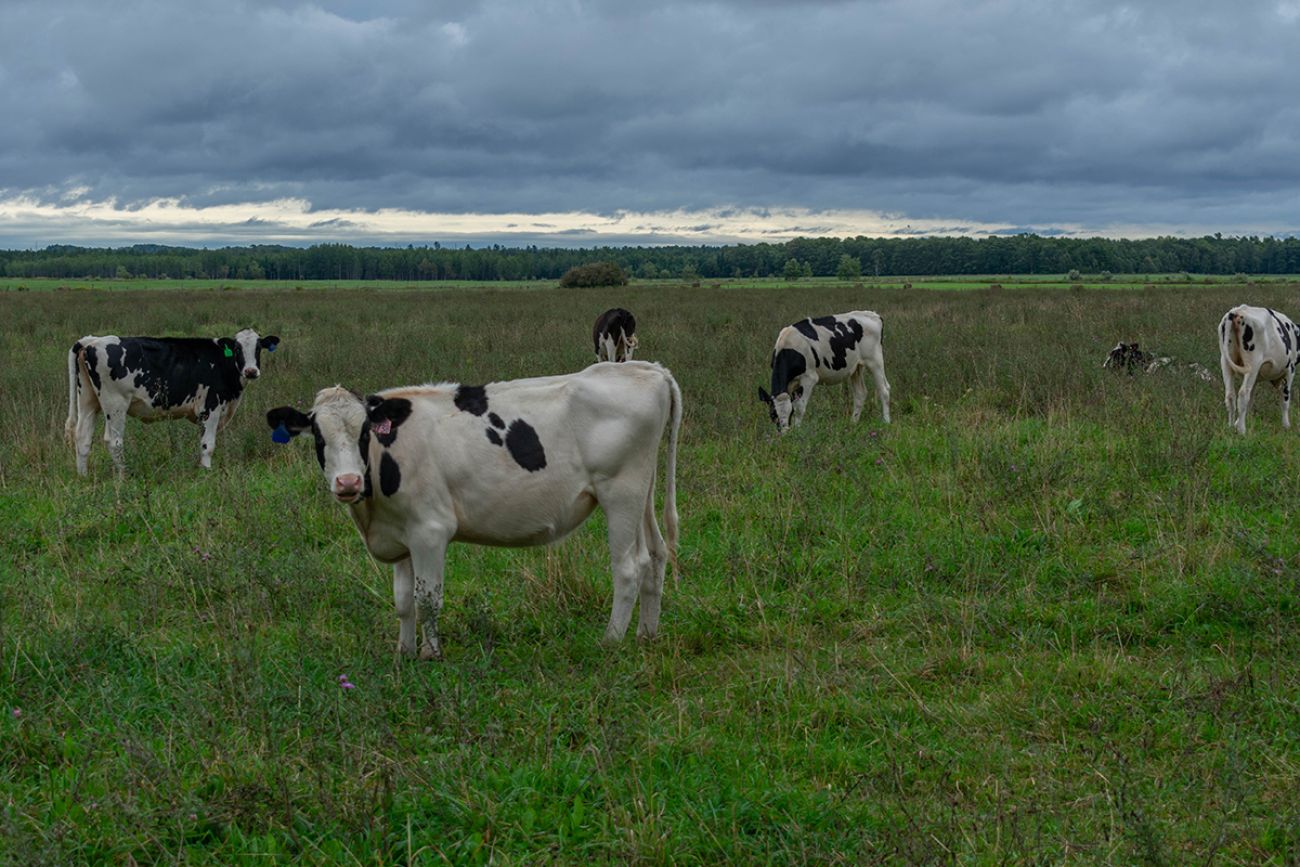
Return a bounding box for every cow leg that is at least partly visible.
[850,367,868,423]
[791,378,816,428]
[1221,355,1238,427]
[409,532,450,660]
[198,411,222,469]
[636,469,668,640]
[1285,366,1296,429]
[1235,366,1261,435]
[392,557,417,657]
[598,478,652,643]
[100,397,130,475]
[866,346,892,424]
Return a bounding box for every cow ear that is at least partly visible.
[259,335,280,352]
[366,396,414,426]
[758,387,771,405]
[266,406,311,443]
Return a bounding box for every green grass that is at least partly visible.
[4,282,1300,862]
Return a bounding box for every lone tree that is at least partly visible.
[559,261,628,288]
[836,254,861,281]
[782,258,803,282]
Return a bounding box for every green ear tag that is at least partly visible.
[223,346,234,357]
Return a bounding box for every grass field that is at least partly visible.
[3,280,1300,863]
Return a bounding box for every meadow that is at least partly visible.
[2,278,1300,863]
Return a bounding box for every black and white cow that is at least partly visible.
[1104,340,1215,382]
[757,311,890,433]
[265,361,681,659]
[1103,342,1155,373]
[1219,304,1300,434]
[593,307,638,362]
[65,329,280,474]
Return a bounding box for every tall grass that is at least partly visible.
[2,282,1300,863]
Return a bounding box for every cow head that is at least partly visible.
[231,328,281,381]
[268,387,414,504]
[757,386,798,433]
[267,387,370,503]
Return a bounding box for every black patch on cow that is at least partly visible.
[488,412,505,429]
[1268,309,1293,354]
[1243,323,1255,351]
[359,423,374,499]
[770,347,808,398]
[366,396,413,446]
[105,343,129,380]
[593,308,637,356]
[379,452,401,497]
[793,318,818,340]
[309,419,327,469]
[810,316,864,370]
[810,346,821,368]
[486,427,503,445]
[504,420,547,472]
[453,385,489,416]
[83,346,103,391]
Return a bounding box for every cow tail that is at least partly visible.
[663,367,682,584]
[64,343,81,442]
[1225,313,1250,375]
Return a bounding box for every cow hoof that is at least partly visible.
[419,644,442,661]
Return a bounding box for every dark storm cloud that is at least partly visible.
[1,0,1298,244]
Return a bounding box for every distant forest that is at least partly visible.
[4,234,1300,281]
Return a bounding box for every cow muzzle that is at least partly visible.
[243,368,260,379]
[334,473,363,502]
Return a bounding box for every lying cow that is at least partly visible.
[1102,342,1155,373]
[65,329,279,474]
[1103,341,1215,382]
[593,308,638,362]
[757,311,890,433]
[265,361,681,658]
[1219,304,1300,434]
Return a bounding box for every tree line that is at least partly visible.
[4,234,1300,282]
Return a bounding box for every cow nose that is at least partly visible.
[335,474,362,495]
[243,368,259,379]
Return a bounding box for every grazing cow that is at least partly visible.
[65,329,280,474]
[757,311,890,433]
[265,361,681,659]
[1219,305,1300,434]
[593,308,638,362]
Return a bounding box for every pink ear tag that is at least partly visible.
[372,418,392,436]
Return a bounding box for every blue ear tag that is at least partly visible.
[271,423,292,444]
[267,343,276,352]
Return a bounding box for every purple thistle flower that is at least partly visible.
[11,708,20,718]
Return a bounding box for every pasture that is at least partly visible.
[3,280,1300,863]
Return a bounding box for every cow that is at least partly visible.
[757,311,890,433]
[65,329,280,474]
[593,308,638,362]
[264,361,681,659]
[1103,341,1155,373]
[1104,341,1215,382]
[1219,304,1300,434]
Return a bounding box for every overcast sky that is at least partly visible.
[1,0,1297,247]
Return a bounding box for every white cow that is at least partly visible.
[1219,304,1300,434]
[757,311,891,433]
[266,361,681,659]
[65,329,279,474]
